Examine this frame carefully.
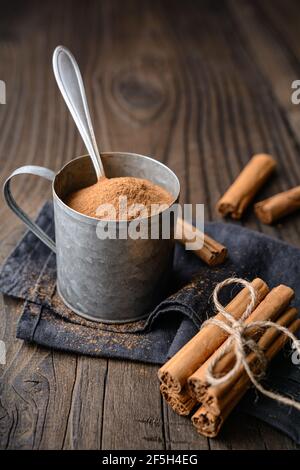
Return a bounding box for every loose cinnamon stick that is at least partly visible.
[160,384,197,416]
[158,278,269,393]
[217,154,277,219]
[188,285,294,401]
[191,317,300,438]
[176,218,227,266]
[202,307,298,416]
[254,186,300,224]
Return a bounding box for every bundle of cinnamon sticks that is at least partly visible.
[158,278,300,438]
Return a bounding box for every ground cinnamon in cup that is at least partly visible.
[64,176,173,220]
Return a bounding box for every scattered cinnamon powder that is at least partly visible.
[64,176,173,220]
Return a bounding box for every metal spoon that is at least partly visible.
[52,45,105,179]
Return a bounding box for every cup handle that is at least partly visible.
[3,165,56,253]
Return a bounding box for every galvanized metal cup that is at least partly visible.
[3,152,180,323]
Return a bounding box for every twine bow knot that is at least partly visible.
[203,278,300,411]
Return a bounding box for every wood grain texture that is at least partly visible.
[1,0,300,449]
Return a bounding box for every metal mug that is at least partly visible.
[3,152,180,323]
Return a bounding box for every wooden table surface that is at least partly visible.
[1,0,300,450]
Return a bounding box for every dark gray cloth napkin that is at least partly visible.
[1,201,300,443]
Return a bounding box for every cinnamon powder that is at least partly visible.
[64,176,173,220]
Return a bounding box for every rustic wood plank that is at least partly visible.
[62,356,108,450]
[228,0,300,140]
[0,296,77,449]
[225,0,300,244]
[162,401,209,450]
[162,0,300,241]
[101,361,165,450]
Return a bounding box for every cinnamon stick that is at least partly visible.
[188,285,294,401]
[191,317,300,438]
[158,278,269,393]
[176,218,227,266]
[202,307,298,416]
[254,186,300,224]
[160,384,197,416]
[217,154,277,219]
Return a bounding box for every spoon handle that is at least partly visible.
[53,46,105,179]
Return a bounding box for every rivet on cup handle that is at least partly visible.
[3,165,56,253]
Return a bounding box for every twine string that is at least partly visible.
[203,278,300,411]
